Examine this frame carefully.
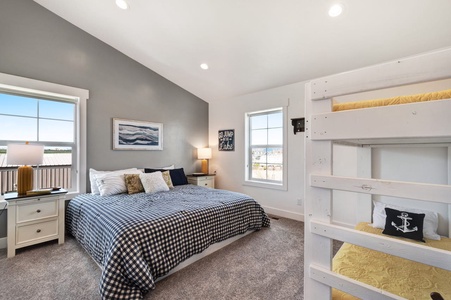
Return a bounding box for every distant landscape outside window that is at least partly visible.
[0,92,75,193]
[248,109,283,184]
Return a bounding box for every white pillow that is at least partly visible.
[89,168,139,194]
[95,169,142,196]
[139,172,170,194]
[372,201,440,240]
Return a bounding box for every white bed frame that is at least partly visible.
[304,47,451,299]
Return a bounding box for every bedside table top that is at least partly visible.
[4,189,68,201]
[188,174,216,177]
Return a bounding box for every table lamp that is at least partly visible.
[197,148,212,174]
[7,143,44,195]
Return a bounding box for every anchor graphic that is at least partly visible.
[391,212,418,233]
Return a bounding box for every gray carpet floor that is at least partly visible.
[0,217,342,300]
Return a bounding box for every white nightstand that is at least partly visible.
[187,175,215,188]
[5,189,67,258]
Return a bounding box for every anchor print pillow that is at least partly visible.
[382,207,425,242]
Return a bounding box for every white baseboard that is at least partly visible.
[262,206,304,222]
[0,237,6,249]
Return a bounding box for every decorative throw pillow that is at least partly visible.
[372,201,440,240]
[161,170,174,189]
[144,168,188,186]
[95,173,127,196]
[89,168,139,194]
[139,172,170,194]
[382,207,425,242]
[124,174,144,194]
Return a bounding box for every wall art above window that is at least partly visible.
[113,118,163,150]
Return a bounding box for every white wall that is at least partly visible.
[209,82,306,220]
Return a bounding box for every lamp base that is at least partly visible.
[17,165,33,195]
[201,159,209,175]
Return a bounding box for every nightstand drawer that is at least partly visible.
[198,179,214,188]
[16,200,58,223]
[187,175,215,189]
[16,219,58,245]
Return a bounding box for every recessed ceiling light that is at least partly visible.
[116,0,129,10]
[328,4,343,17]
[200,63,209,70]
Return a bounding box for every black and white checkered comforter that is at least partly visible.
[66,185,270,299]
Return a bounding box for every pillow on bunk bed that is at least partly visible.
[372,201,440,240]
[382,207,425,242]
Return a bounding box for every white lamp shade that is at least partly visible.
[7,144,44,166]
[197,148,212,159]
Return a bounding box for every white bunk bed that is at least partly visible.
[304,47,451,300]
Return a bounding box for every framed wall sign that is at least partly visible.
[218,129,235,151]
[113,118,163,150]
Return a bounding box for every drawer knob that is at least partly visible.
[36,229,41,233]
[37,209,41,213]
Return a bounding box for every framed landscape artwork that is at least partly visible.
[113,118,163,150]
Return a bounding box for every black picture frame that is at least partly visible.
[218,129,235,151]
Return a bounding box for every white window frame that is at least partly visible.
[244,107,287,190]
[0,72,88,198]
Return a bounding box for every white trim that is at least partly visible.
[262,205,304,221]
[0,237,6,249]
[244,106,288,191]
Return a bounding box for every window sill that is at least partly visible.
[243,180,287,191]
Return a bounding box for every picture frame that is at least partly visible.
[113,118,163,150]
[218,129,235,151]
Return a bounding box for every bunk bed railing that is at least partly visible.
[310,99,451,144]
[304,47,451,300]
[311,174,451,205]
[310,47,451,101]
[309,265,404,300]
[311,220,451,271]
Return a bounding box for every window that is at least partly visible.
[245,108,286,189]
[0,72,88,196]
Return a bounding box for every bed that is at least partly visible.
[304,47,451,299]
[67,184,270,299]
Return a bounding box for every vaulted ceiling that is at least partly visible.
[34,0,451,103]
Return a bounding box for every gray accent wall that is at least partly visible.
[0,0,209,239]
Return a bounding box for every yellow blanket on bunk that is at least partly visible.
[332,222,451,300]
[332,89,451,112]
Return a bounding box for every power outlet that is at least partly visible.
[297,198,303,206]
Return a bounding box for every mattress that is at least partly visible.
[332,222,451,299]
[67,185,270,299]
[332,89,451,112]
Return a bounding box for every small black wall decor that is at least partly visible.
[218,129,235,151]
[291,118,305,134]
